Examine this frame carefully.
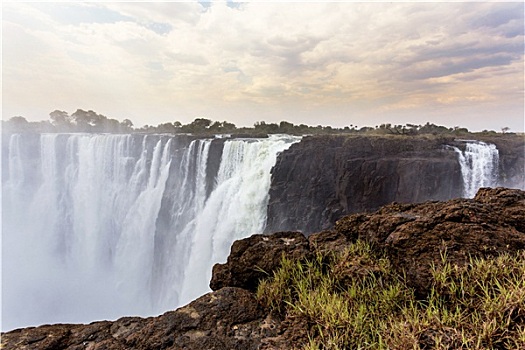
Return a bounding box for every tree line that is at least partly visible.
[2,108,508,136]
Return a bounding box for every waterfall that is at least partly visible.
[453,140,500,198]
[2,133,299,331]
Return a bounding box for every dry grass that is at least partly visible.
[257,241,525,349]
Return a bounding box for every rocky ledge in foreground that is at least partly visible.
[3,187,524,350]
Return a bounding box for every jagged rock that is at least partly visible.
[474,186,525,232]
[307,229,351,254]
[335,187,525,294]
[1,287,266,350]
[125,287,266,350]
[210,231,311,292]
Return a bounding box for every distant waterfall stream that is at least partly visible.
[2,133,299,330]
[452,140,500,198]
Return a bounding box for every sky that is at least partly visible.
[2,1,524,132]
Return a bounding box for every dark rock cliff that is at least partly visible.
[3,187,524,349]
[265,134,524,234]
[478,134,525,189]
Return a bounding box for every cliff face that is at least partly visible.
[266,135,463,234]
[479,134,525,189]
[266,134,524,234]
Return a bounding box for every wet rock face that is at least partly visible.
[478,135,525,189]
[3,187,524,350]
[266,135,465,234]
[265,134,524,235]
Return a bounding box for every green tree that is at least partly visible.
[50,110,71,125]
[121,119,134,129]
[182,118,212,133]
[49,110,73,131]
[4,116,29,131]
[71,109,102,131]
[279,121,294,133]
[7,116,29,125]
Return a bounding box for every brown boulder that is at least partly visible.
[210,231,311,292]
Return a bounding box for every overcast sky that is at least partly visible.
[2,1,524,131]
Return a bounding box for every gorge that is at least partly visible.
[266,134,523,233]
[2,133,299,330]
[1,132,524,331]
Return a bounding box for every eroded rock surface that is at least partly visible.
[2,287,266,350]
[3,187,524,349]
[210,231,311,292]
[335,187,525,294]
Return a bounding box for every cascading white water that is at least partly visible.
[453,140,500,198]
[178,139,294,304]
[2,133,299,331]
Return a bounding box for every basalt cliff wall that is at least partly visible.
[265,134,524,234]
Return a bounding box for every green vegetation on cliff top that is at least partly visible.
[3,108,519,137]
[257,240,525,350]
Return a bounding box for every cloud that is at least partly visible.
[30,2,132,25]
[472,2,524,30]
[2,1,523,131]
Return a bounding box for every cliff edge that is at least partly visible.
[3,187,524,349]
